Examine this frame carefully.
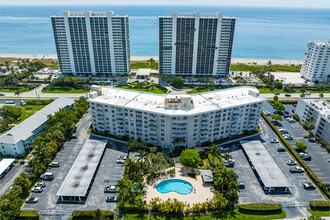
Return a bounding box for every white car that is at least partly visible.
[270,139,279,143]
[32,186,43,193]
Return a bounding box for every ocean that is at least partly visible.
[0,5,330,60]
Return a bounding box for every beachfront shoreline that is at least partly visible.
[0,54,303,65]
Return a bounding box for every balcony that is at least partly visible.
[173,119,187,124]
[172,124,187,129]
[172,133,186,138]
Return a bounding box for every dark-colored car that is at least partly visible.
[274,93,280,95]
[0,93,5,96]
[106,196,118,202]
[303,182,315,189]
[277,147,286,152]
[238,182,245,189]
[271,121,281,126]
[25,197,39,203]
[290,166,304,173]
[285,94,291,97]
[299,153,311,161]
[284,111,290,115]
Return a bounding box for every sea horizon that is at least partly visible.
[0,5,330,60]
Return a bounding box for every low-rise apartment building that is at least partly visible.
[89,86,264,149]
[296,98,330,144]
[0,98,75,156]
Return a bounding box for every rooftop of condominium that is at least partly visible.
[160,11,235,19]
[309,41,330,45]
[301,98,330,117]
[52,11,128,17]
[89,86,263,116]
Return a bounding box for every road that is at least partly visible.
[0,84,328,99]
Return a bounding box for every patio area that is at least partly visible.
[144,167,214,205]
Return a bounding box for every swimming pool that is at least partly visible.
[156,179,193,195]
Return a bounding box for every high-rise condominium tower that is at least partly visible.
[300,41,330,83]
[51,11,130,76]
[159,11,235,77]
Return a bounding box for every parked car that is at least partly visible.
[25,197,39,203]
[284,110,290,115]
[40,172,54,181]
[303,182,315,189]
[285,94,291,97]
[304,92,311,96]
[238,182,245,189]
[118,155,127,160]
[288,119,296,123]
[224,159,235,167]
[0,93,5,96]
[278,129,288,134]
[299,152,311,161]
[284,115,291,119]
[292,103,297,107]
[104,185,116,193]
[271,121,281,126]
[277,147,286,152]
[292,110,295,113]
[116,159,125,164]
[49,161,60,167]
[308,138,316,143]
[287,160,297,165]
[32,186,43,193]
[71,134,77,139]
[263,111,271,116]
[35,181,46,188]
[106,196,118,202]
[270,139,279,143]
[290,166,304,173]
[284,135,294,140]
[20,100,26,106]
[274,93,280,95]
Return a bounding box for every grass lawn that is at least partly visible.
[131,61,158,69]
[16,105,47,124]
[41,87,86,93]
[120,209,286,220]
[307,208,330,217]
[121,87,167,94]
[258,88,283,93]
[0,88,31,93]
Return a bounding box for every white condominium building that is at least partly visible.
[159,12,236,78]
[89,86,263,149]
[300,41,330,83]
[51,11,130,76]
[296,98,330,144]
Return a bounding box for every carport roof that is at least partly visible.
[0,159,15,175]
[240,140,291,188]
[56,139,107,197]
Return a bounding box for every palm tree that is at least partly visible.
[116,178,132,202]
[136,150,148,163]
[208,144,221,171]
[319,93,324,98]
[136,181,146,204]
[15,90,22,101]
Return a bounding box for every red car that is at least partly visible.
[292,104,296,107]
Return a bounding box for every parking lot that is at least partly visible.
[263,102,330,184]
[219,116,325,218]
[21,115,128,217]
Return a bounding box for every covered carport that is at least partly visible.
[56,139,107,203]
[240,140,291,194]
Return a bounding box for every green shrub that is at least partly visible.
[72,210,114,219]
[167,169,175,174]
[238,203,282,214]
[262,112,330,199]
[310,201,330,211]
[25,99,54,105]
[18,211,39,219]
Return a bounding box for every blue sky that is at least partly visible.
[1,0,330,8]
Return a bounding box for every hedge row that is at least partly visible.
[238,203,282,214]
[72,210,114,219]
[18,211,39,219]
[261,112,330,199]
[25,99,54,105]
[310,201,330,211]
[117,203,148,212]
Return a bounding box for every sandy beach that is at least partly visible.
[0,54,303,65]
